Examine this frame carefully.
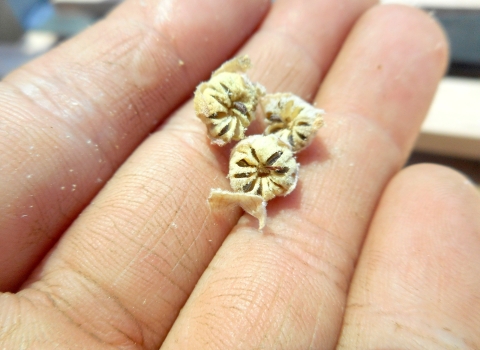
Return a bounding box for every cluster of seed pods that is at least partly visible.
[194,56,325,229]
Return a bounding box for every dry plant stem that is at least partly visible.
[194,55,265,146]
[262,92,325,152]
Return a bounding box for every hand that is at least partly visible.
[1,0,479,348]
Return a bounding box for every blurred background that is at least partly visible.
[0,0,479,185]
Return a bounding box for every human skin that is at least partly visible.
[1,0,480,349]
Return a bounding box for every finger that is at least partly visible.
[161,5,449,349]
[0,0,269,291]
[8,0,377,348]
[247,0,377,96]
[338,164,480,349]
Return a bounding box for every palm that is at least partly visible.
[1,0,479,348]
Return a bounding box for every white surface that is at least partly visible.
[381,0,480,9]
[416,77,480,160]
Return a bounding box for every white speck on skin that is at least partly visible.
[128,104,133,110]
[170,222,178,229]
[69,169,74,173]
[178,59,184,66]
[96,178,103,183]
[26,174,32,179]
[86,139,92,144]
[60,186,65,190]
[21,214,28,218]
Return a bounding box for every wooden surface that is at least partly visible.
[416,77,480,160]
[381,0,480,9]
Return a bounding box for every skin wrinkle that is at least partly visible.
[268,274,303,348]
[256,269,291,347]
[266,215,356,295]
[97,170,206,295]
[56,274,144,348]
[5,71,90,121]
[232,256,288,343]
[140,167,212,278]
[34,265,149,348]
[30,288,107,346]
[0,293,22,342]
[0,82,96,157]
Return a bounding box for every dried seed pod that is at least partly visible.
[228,134,299,201]
[194,55,265,146]
[261,93,325,152]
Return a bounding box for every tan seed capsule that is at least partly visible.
[261,93,325,152]
[194,55,265,146]
[228,134,298,201]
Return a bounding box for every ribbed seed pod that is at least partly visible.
[261,93,324,152]
[228,134,298,201]
[194,55,265,146]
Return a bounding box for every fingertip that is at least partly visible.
[340,163,480,349]
[393,163,479,206]
[371,3,450,72]
[318,3,450,156]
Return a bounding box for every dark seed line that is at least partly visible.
[297,121,310,127]
[211,95,229,110]
[219,83,232,96]
[267,114,282,122]
[288,133,294,146]
[234,172,255,178]
[296,132,307,140]
[274,167,289,174]
[251,147,260,163]
[268,126,284,134]
[270,180,288,191]
[218,123,230,137]
[243,179,256,192]
[233,101,248,115]
[257,181,263,196]
[266,151,283,166]
[236,159,251,167]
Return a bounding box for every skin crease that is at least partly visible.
[0,0,479,350]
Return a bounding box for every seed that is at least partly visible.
[261,92,324,152]
[229,134,298,201]
[193,55,265,146]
